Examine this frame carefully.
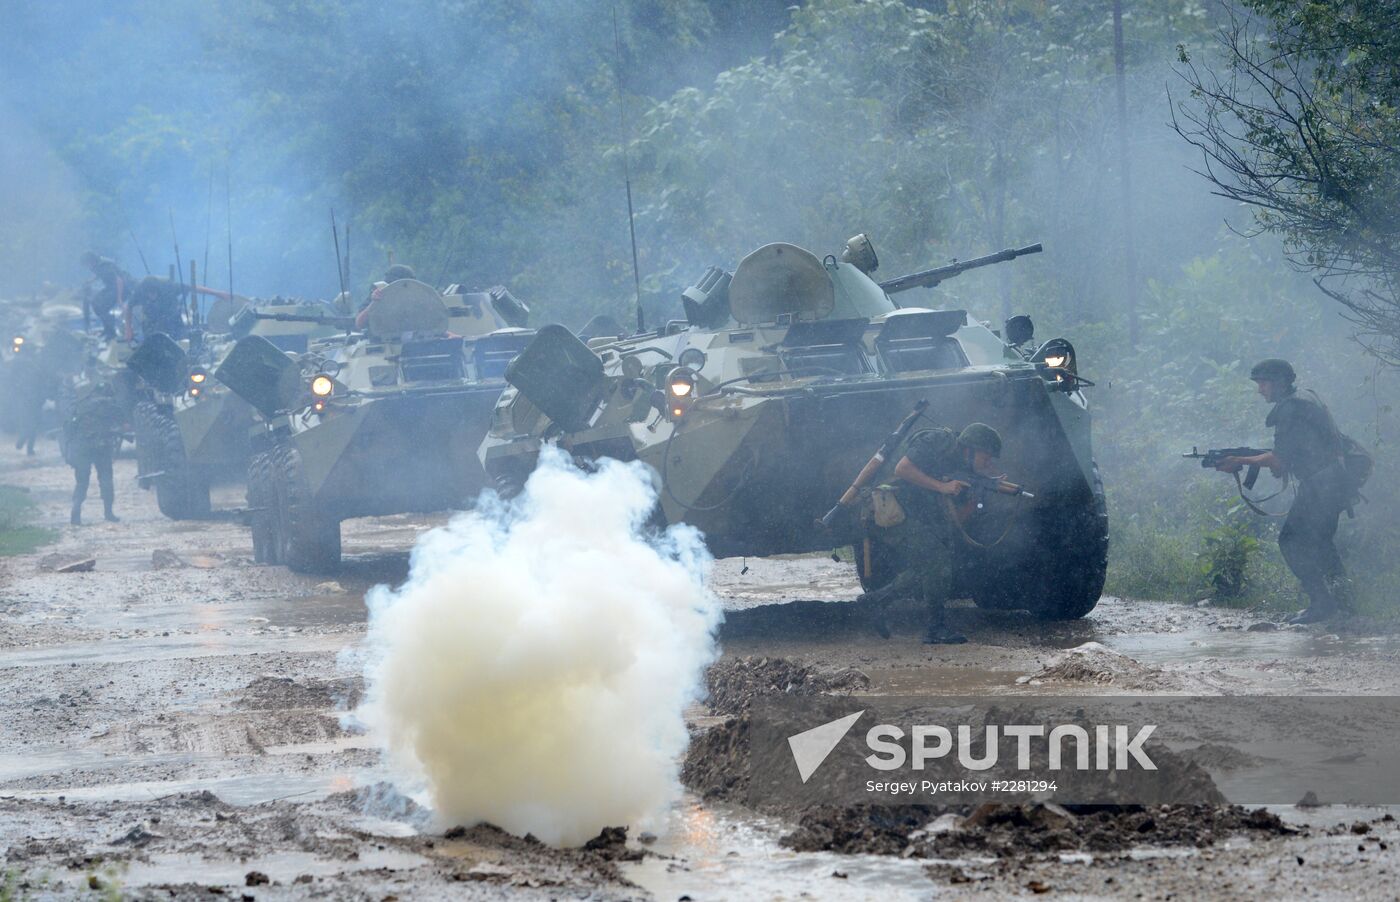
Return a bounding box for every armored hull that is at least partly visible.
[279,384,501,520]
[220,278,534,572]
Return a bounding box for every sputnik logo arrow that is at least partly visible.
[787,710,864,783]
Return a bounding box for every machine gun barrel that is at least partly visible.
[878,243,1043,295]
[251,311,355,329]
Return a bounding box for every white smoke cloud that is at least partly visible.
[358,446,722,847]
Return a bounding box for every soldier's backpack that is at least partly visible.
[1339,432,1374,502]
[1309,390,1373,507]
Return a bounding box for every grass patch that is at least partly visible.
[0,485,54,555]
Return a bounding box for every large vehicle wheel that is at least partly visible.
[972,463,1108,620]
[136,402,211,520]
[274,444,341,573]
[132,401,160,486]
[247,450,279,564]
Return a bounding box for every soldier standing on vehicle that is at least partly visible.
[64,382,124,525]
[80,251,128,340]
[129,275,188,339]
[860,422,1005,645]
[1215,359,1351,623]
[355,263,418,329]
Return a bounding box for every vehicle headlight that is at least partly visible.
[667,366,697,399]
[310,374,335,398]
[11,336,23,349]
[1034,339,1076,374]
[189,369,207,385]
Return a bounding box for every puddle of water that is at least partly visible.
[625,798,933,901]
[1105,626,1400,666]
[116,847,428,887]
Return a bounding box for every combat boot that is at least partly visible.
[103,506,119,523]
[70,504,82,527]
[921,607,966,645]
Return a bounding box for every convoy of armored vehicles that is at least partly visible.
[4,233,1107,619]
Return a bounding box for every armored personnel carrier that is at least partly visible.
[480,236,1106,619]
[125,299,345,519]
[215,279,532,572]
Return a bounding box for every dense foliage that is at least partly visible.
[1176,0,1400,364]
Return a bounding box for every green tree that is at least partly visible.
[1174,0,1400,365]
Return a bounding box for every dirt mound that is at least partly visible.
[703,657,869,717]
[1021,642,1172,690]
[681,716,752,802]
[782,803,1294,858]
[237,675,361,711]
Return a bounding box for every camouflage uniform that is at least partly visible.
[131,276,187,339]
[64,386,124,525]
[84,255,128,340]
[1268,386,1350,617]
[10,351,48,456]
[863,427,963,640]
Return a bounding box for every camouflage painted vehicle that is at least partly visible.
[125,300,346,520]
[480,236,1106,620]
[214,279,533,572]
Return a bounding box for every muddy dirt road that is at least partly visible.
[2,444,1399,899]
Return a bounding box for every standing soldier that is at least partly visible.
[1215,359,1351,623]
[859,422,1005,645]
[64,382,124,525]
[80,252,129,341]
[129,275,188,339]
[10,340,48,456]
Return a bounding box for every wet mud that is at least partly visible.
[4,444,1400,898]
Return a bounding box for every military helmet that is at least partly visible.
[384,263,416,283]
[1249,358,1295,384]
[957,422,1002,457]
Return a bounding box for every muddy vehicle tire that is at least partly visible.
[273,443,341,573]
[972,463,1107,620]
[486,458,533,500]
[247,450,279,564]
[135,401,211,520]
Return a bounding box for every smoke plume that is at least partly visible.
[358,447,721,846]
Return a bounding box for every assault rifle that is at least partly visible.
[878,243,1042,295]
[1183,446,1270,490]
[817,399,928,528]
[956,473,1033,503]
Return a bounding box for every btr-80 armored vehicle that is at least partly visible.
[480,236,1106,619]
[214,279,532,572]
[125,300,346,519]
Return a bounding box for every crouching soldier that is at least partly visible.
[859,422,1005,645]
[64,382,124,525]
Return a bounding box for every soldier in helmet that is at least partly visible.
[63,381,125,525]
[129,275,188,339]
[355,263,418,329]
[1216,359,1351,623]
[80,251,129,340]
[860,422,1005,644]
